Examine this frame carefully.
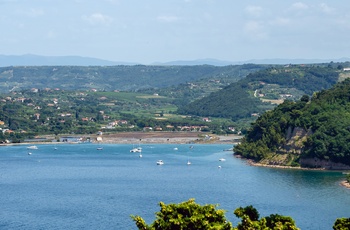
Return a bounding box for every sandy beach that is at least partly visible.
[94,132,241,145]
[0,132,241,146]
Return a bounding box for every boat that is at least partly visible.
[97,147,103,150]
[219,158,226,162]
[28,152,32,155]
[187,160,191,165]
[156,160,164,165]
[174,147,178,151]
[130,147,142,153]
[139,153,142,158]
[27,146,38,150]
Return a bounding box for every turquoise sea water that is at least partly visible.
[0,143,349,229]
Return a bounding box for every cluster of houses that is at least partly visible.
[0,90,237,136]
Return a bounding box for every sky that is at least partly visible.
[0,0,349,64]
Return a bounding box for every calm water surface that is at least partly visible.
[0,144,349,229]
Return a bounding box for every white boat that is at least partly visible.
[97,147,103,150]
[219,158,226,162]
[174,147,178,151]
[28,152,32,155]
[156,160,164,165]
[130,147,142,153]
[187,160,191,165]
[139,153,143,158]
[27,146,38,150]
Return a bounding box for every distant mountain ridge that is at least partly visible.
[0,54,138,67]
[154,58,350,66]
[0,54,349,67]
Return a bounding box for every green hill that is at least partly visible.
[234,78,350,169]
[0,64,265,93]
[178,64,343,122]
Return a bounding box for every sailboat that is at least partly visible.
[187,145,193,165]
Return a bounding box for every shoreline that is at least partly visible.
[244,158,326,171]
[340,180,350,189]
[1,132,242,146]
[238,156,350,189]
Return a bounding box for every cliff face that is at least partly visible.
[266,126,350,169]
[282,126,312,154]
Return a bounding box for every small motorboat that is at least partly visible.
[97,147,103,150]
[219,158,226,162]
[130,147,142,153]
[187,160,191,165]
[27,145,38,150]
[156,160,164,165]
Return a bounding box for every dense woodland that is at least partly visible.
[0,64,265,93]
[178,65,342,120]
[234,78,350,167]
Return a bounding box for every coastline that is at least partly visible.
[97,132,240,144]
[245,159,326,171]
[340,180,350,189]
[238,156,350,189]
[1,132,242,146]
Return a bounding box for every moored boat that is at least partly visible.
[130,147,142,153]
[27,146,38,150]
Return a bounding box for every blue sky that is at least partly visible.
[0,0,349,64]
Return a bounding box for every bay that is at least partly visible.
[0,143,349,229]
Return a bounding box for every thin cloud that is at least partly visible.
[291,2,309,11]
[270,17,291,26]
[243,20,268,41]
[245,5,263,18]
[82,13,113,26]
[319,3,334,14]
[27,8,44,17]
[157,15,180,23]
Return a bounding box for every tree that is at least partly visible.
[234,206,299,230]
[333,217,350,230]
[300,95,310,103]
[131,199,232,230]
[131,200,300,230]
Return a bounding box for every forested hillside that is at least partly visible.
[234,78,350,168]
[0,64,265,93]
[178,64,344,121]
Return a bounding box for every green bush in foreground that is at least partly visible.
[132,199,350,229]
[131,199,300,230]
